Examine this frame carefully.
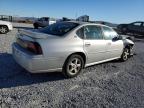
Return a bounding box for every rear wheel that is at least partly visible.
[0,25,9,34]
[63,54,84,78]
[120,48,130,61]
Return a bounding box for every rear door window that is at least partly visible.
[84,25,103,40]
[76,27,84,39]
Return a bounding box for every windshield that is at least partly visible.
[39,22,79,36]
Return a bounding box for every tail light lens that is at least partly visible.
[27,42,42,54]
[16,38,42,55]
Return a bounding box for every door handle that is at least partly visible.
[85,43,91,47]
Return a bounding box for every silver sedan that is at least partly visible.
[12,21,134,78]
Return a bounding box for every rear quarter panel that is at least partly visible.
[37,33,84,68]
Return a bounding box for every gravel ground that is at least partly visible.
[0,23,144,108]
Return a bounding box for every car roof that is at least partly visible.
[65,21,111,28]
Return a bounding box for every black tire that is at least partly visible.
[0,25,9,34]
[120,48,130,61]
[63,54,84,78]
[33,23,38,29]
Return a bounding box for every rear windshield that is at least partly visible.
[39,22,79,36]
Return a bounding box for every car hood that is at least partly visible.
[121,35,134,41]
[0,20,11,25]
[121,35,134,45]
[125,38,134,45]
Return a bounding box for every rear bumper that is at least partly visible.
[12,43,62,73]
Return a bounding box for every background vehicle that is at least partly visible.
[0,20,13,34]
[33,17,56,29]
[76,15,89,22]
[12,21,134,78]
[118,21,144,35]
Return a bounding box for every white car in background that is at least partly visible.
[0,20,13,34]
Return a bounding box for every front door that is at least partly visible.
[102,26,123,59]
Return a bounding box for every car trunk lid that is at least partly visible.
[18,29,49,39]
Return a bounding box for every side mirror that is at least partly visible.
[112,36,119,41]
[118,35,123,40]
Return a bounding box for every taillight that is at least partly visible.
[27,42,42,54]
[16,38,42,54]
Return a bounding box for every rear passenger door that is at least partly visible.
[102,26,123,59]
[83,25,106,64]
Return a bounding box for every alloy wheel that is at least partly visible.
[0,26,8,34]
[68,58,82,75]
[123,48,129,61]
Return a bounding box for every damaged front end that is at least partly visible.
[121,35,135,56]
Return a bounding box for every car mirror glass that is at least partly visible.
[112,36,119,41]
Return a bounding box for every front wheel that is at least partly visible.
[63,55,84,78]
[120,48,130,61]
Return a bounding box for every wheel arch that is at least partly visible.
[64,52,87,67]
[0,25,8,28]
[125,44,133,48]
[124,44,134,54]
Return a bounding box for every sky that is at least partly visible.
[0,0,143,23]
